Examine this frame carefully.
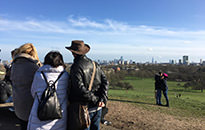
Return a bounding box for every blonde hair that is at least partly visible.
[17,43,39,60]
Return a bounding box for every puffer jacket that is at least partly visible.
[69,55,109,108]
[10,53,40,121]
[27,65,69,130]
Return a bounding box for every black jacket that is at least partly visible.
[155,74,161,90]
[161,78,168,91]
[69,55,109,108]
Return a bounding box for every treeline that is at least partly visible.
[1,63,204,92]
[102,64,205,92]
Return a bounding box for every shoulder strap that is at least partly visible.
[38,71,66,104]
[88,61,96,91]
[41,71,65,87]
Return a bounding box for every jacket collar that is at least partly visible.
[13,53,38,64]
[74,55,87,63]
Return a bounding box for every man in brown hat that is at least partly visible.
[66,40,109,130]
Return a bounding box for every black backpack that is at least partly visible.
[37,71,64,121]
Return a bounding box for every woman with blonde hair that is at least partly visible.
[10,43,41,130]
[15,43,40,62]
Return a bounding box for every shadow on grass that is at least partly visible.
[109,98,156,106]
[169,89,203,93]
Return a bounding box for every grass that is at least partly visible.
[108,77,205,118]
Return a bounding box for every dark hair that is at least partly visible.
[44,51,65,68]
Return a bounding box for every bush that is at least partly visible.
[115,81,134,90]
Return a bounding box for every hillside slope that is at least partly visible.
[102,101,205,130]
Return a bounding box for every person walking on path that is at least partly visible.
[10,43,41,130]
[65,40,109,130]
[27,51,69,130]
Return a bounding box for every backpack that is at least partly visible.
[37,71,64,121]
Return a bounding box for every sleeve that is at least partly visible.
[71,67,98,104]
[6,85,12,97]
[161,79,168,90]
[99,68,109,103]
[31,72,40,98]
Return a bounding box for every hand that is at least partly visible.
[98,102,105,107]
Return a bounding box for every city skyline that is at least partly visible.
[1,53,203,66]
[1,0,205,63]
[96,55,203,65]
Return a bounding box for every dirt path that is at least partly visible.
[1,101,205,130]
[102,101,205,130]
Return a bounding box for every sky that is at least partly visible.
[0,0,205,63]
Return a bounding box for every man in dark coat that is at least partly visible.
[66,40,109,130]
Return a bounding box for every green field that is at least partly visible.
[108,77,205,118]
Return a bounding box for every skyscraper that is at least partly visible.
[183,56,189,65]
[179,59,182,64]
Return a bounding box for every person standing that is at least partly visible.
[65,40,109,130]
[154,72,162,105]
[161,73,169,107]
[3,48,18,84]
[10,43,41,130]
[27,51,69,130]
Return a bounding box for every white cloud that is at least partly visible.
[1,16,205,62]
[1,16,205,40]
[183,41,192,44]
[147,48,153,52]
[67,16,106,29]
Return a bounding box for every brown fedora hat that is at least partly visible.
[65,40,90,55]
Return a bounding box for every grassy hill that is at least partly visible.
[108,77,205,118]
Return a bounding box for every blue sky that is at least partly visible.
[0,0,205,63]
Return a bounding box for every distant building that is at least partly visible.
[119,56,124,65]
[129,60,135,64]
[113,59,119,65]
[124,61,129,65]
[179,59,182,64]
[200,59,203,64]
[183,56,189,65]
[169,59,175,64]
[120,56,124,62]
